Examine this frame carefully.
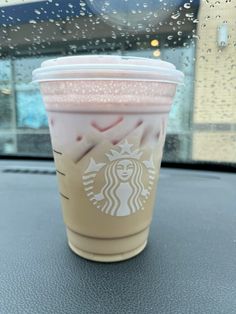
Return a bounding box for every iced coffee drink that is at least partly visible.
[33,55,183,262]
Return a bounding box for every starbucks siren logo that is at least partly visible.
[82,140,156,216]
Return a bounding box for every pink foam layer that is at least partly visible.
[40,80,176,113]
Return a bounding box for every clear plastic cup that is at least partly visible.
[33,55,184,262]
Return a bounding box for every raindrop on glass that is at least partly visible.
[171,12,180,19]
[183,3,191,9]
[34,9,41,15]
[185,13,194,18]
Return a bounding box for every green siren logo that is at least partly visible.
[82,140,156,216]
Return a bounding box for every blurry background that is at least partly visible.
[0,0,235,164]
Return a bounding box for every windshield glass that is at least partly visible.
[0,0,235,165]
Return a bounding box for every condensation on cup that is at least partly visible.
[33,55,184,262]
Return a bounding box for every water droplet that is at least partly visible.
[185,13,194,18]
[171,12,180,19]
[184,3,191,9]
[207,49,212,53]
[178,31,182,35]
[153,49,161,57]
[29,20,37,24]
[111,32,117,39]
[167,35,173,40]
[34,9,41,14]
[193,18,199,23]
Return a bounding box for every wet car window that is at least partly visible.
[0,0,235,164]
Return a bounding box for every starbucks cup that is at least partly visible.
[33,55,184,262]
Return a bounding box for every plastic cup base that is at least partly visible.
[68,240,147,263]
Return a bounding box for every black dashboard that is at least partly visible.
[1,160,236,314]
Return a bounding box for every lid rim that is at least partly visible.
[32,78,184,85]
[33,64,181,74]
[32,55,184,84]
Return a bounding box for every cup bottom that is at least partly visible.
[66,227,149,262]
[68,239,147,263]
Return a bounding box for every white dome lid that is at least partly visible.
[32,55,184,84]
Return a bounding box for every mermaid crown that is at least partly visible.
[106,140,143,161]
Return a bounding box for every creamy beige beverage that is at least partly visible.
[33,55,183,262]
